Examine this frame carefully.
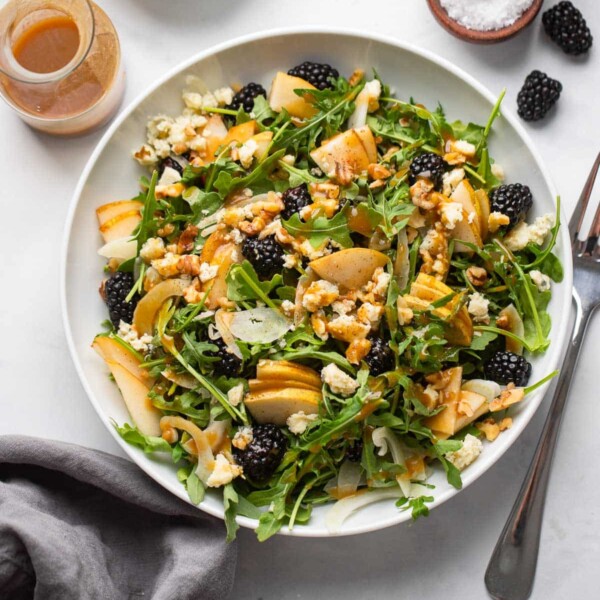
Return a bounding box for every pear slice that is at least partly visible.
[473,188,490,240]
[248,379,321,393]
[423,367,462,436]
[447,181,483,252]
[133,278,189,335]
[498,304,525,354]
[96,200,143,226]
[202,242,242,310]
[310,126,376,183]
[309,248,389,290]
[256,359,322,389]
[206,120,258,161]
[269,71,317,119]
[454,390,489,432]
[249,131,273,161]
[244,387,321,425]
[93,336,154,386]
[99,211,142,243]
[105,360,162,436]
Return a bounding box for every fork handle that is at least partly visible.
[485,292,593,600]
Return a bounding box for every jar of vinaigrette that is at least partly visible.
[0,0,125,135]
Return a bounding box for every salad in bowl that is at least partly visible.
[92,60,561,541]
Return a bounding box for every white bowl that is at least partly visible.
[61,28,572,538]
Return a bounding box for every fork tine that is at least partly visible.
[570,152,600,246]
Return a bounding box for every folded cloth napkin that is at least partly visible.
[0,435,236,600]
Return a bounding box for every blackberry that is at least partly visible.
[281,183,312,220]
[409,152,446,188]
[346,439,363,463]
[228,82,267,113]
[542,1,593,55]
[364,336,395,377]
[287,61,339,90]
[485,351,532,386]
[489,183,533,228]
[208,337,242,378]
[159,156,184,177]
[233,424,288,483]
[241,235,285,279]
[103,272,139,328]
[517,71,562,122]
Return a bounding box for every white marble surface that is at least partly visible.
[1,1,599,598]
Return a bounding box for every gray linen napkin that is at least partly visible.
[0,435,236,600]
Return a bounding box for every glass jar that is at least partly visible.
[0,0,125,135]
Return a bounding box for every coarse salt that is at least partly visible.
[440,0,534,31]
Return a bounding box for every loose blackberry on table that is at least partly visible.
[409,152,447,189]
[287,61,339,90]
[485,351,532,386]
[542,1,593,55]
[281,183,312,220]
[516,71,562,122]
[241,234,285,279]
[103,272,139,328]
[489,183,533,228]
[232,424,288,483]
[228,82,267,113]
[364,336,395,377]
[208,337,242,378]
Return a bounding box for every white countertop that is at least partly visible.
[1,1,599,598]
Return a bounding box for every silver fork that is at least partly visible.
[485,153,600,600]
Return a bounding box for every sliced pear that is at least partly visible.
[93,336,154,385]
[462,379,501,403]
[310,126,376,183]
[206,120,258,161]
[106,360,162,436]
[446,181,483,252]
[348,203,376,236]
[309,248,389,290]
[244,387,321,426]
[133,278,189,335]
[269,71,317,119]
[96,200,143,226]
[99,211,142,243]
[473,188,490,240]
[203,242,242,310]
[249,130,273,160]
[454,390,489,432]
[256,359,322,389]
[98,237,138,261]
[423,367,462,436]
[248,379,321,393]
[498,304,525,355]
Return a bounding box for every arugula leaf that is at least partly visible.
[255,511,284,541]
[252,95,276,123]
[112,422,172,454]
[396,495,435,519]
[282,207,353,249]
[135,170,159,252]
[223,483,240,542]
[469,328,498,351]
[186,471,205,505]
[226,261,282,309]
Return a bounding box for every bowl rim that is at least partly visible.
[60,26,573,538]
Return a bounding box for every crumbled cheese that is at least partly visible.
[283,253,299,269]
[213,87,235,106]
[357,302,384,327]
[238,139,259,168]
[140,237,166,263]
[302,280,339,312]
[467,292,490,324]
[530,269,551,292]
[232,426,253,450]
[468,211,478,224]
[117,321,154,354]
[445,434,483,470]
[439,201,464,230]
[297,239,332,261]
[158,166,181,187]
[420,228,438,253]
[228,228,243,245]
[372,268,391,297]
[280,300,295,318]
[286,411,319,435]
[442,168,465,196]
[199,262,219,283]
[488,211,511,233]
[326,314,371,342]
[133,144,158,166]
[227,383,245,407]
[321,364,359,397]
[331,299,356,315]
[206,454,243,488]
[505,213,555,251]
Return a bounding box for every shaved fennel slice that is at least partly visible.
[372,427,413,497]
[214,310,242,359]
[462,379,501,403]
[324,460,363,500]
[326,488,403,533]
[229,307,291,343]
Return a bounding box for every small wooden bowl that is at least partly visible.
[427,0,544,44]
